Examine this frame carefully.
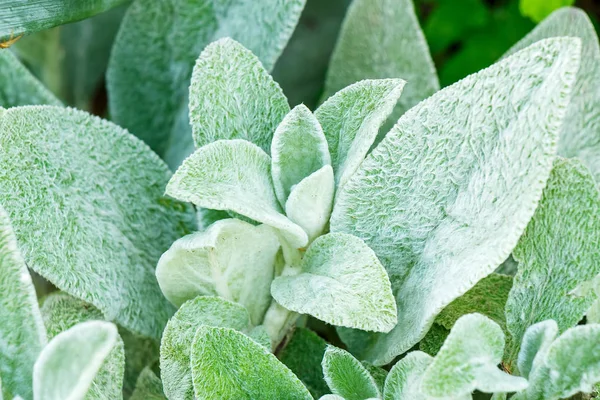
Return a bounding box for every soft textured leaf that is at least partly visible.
[271,232,397,331]
[271,104,330,205]
[383,351,433,400]
[191,326,312,399]
[362,362,387,395]
[322,346,380,400]
[330,38,580,365]
[0,208,46,400]
[505,158,600,363]
[315,79,405,190]
[519,0,575,23]
[156,218,280,323]
[40,293,125,400]
[130,367,166,400]
[285,165,335,242]
[160,296,255,400]
[33,321,118,400]
[0,50,60,108]
[166,139,307,249]
[422,314,528,397]
[323,0,439,131]
[419,323,450,357]
[0,106,195,339]
[504,7,600,183]
[517,320,559,380]
[279,328,330,398]
[107,0,305,167]
[0,0,127,41]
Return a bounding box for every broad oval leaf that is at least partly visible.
[191,326,312,399]
[315,79,405,191]
[271,104,330,205]
[0,208,46,400]
[322,346,380,400]
[156,218,280,324]
[107,0,305,167]
[383,351,433,400]
[130,367,166,400]
[271,232,397,332]
[160,296,254,400]
[330,37,581,365]
[33,321,118,400]
[0,106,196,339]
[421,314,528,397]
[166,139,308,248]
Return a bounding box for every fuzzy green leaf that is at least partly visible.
[107,0,305,167]
[322,346,380,400]
[504,7,600,183]
[0,50,60,108]
[517,320,558,380]
[421,314,528,397]
[130,367,166,400]
[156,219,280,324]
[0,0,127,41]
[419,323,450,357]
[271,104,330,205]
[383,351,433,400]
[0,106,195,339]
[330,38,580,365]
[190,38,290,157]
[285,165,335,242]
[166,139,308,249]
[362,362,387,395]
[271,233,397,331]
[191,326,312,399]
[505,158,600,363]
[33,321,119,400]
[160,296,256,400]
[316,79,405,191]
[0,208,46,400]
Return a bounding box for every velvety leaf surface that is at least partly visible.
[191,326,312,399]
[504,7,600,183]
[330,38,580,365]
[130,367,166,400]
[107,0,305,167]
[0,208,46,400]
[322,346,380,400]
[362,362,387,395]
[419,323,450,357]
[166,139,308,249]
[316,79,405,191]
[33,321,118,400]
[516,320,558,380]
[156,218,280,324]
[271,233,397,331]
[0,106,195,339]
[383,351,433,400]
[505,158,600,363]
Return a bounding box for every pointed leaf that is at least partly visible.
[422,314,528,397]
[166,139,307,248]
[33,321,118,400]
[271,233,397,331]
[322,346,380,400]
[316,79,405,190]
[191,326,312,399]
[130,367,166,400]
[383,351,433,400]
[0,208,46,400]
[330,38,581,364]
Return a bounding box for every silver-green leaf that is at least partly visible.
[322,346,380,400]
[383,351,435,400]
[130,367,166,400]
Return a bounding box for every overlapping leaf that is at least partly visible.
[322,346,380,400]
[130,367,166,400]
[383,351,433,400]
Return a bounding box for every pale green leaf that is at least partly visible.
[0,208,46,400]
[519,0,576,23]
[362,362,387,395]
[491,394,507,400]
[421,314,528,397]
[323,0,439,131]
[322,346,380,400]
[130,367,166,400]
[156,218,279,323]
[272,104,330,205]
[505,158,600,363]
[330,38,580,365]
[504,7,600,183]
[319,396,344,400]
[33,321,118,400]
[517,320,558,380]
[166,139,308,249]
[190,38,290,156]
[383,351,433,400]
[107,0,305,167]
[0,106,195,339]
[0,50,60,108]
[285,165,335,242]
[271,232,397,331]
[315,79,405,190]
[40,293,125,400]
[191,326,312,399]
[159,296,255,400]
[0,0,127,41]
